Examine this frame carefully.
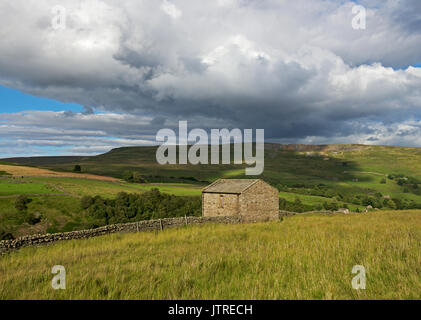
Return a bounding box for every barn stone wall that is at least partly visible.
[239,180,279,222]
[202,193,239,217]
[202,180,279,222]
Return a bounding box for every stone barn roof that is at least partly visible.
[202,179,260,194]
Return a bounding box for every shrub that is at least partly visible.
[0,228,14,240]
[397,178,406,186]
[279,198,287,210]
[25,212,41,225]
[380,178,386,184]
[314,204,323,211]
[14,195,32,212]
[73,165,82,172]
[384,199,397,210]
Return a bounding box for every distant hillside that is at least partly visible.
[4,143,421,210]
[3,143,421,181]
[280,144,368,152]
[4,143,421,213]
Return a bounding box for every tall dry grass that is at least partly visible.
[1,211,420,300]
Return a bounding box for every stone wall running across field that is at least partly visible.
[0,216,241,254]
[0,211,356,254]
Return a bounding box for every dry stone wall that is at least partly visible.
[1,211,360,254]
[0,216,241,254]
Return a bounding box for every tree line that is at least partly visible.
[81,188,202,227]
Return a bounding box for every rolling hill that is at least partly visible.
[3,143,421,206]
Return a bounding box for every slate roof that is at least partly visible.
[202,179,260,194]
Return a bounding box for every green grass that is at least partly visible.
[0,178,202,237]
[278,191,364,211]
[127,183,202,196]
[1,211,420,300]
[0,196,85,237]
[0,182,59,196]
[30,177,202,198]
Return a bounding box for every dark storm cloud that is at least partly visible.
[1,0,421,155]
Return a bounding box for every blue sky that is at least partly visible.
[0,85,83,113]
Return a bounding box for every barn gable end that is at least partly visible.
[202,179,279,222]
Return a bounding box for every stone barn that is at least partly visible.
[202,179,279,222]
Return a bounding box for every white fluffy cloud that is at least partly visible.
[1,0,421,156]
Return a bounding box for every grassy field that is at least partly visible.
[30,177,202,198]
[0,176,203,237]
[1,211,420,300]
[0,181,59,196]
[277,191,365,211]
[0,196,84,236]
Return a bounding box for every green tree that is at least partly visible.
[73,165,82,172]
[81,196,94,209]
[122,171,134,182]
[132,172,145,183]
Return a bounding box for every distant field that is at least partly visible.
[0,195,83,237]
[1,211,420,300]
[128,183,202,196]
[0,182,59,196]
[278,191,365,211]
[30,177,202,198]
[0,164,119,181]
[0,175,202,237]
